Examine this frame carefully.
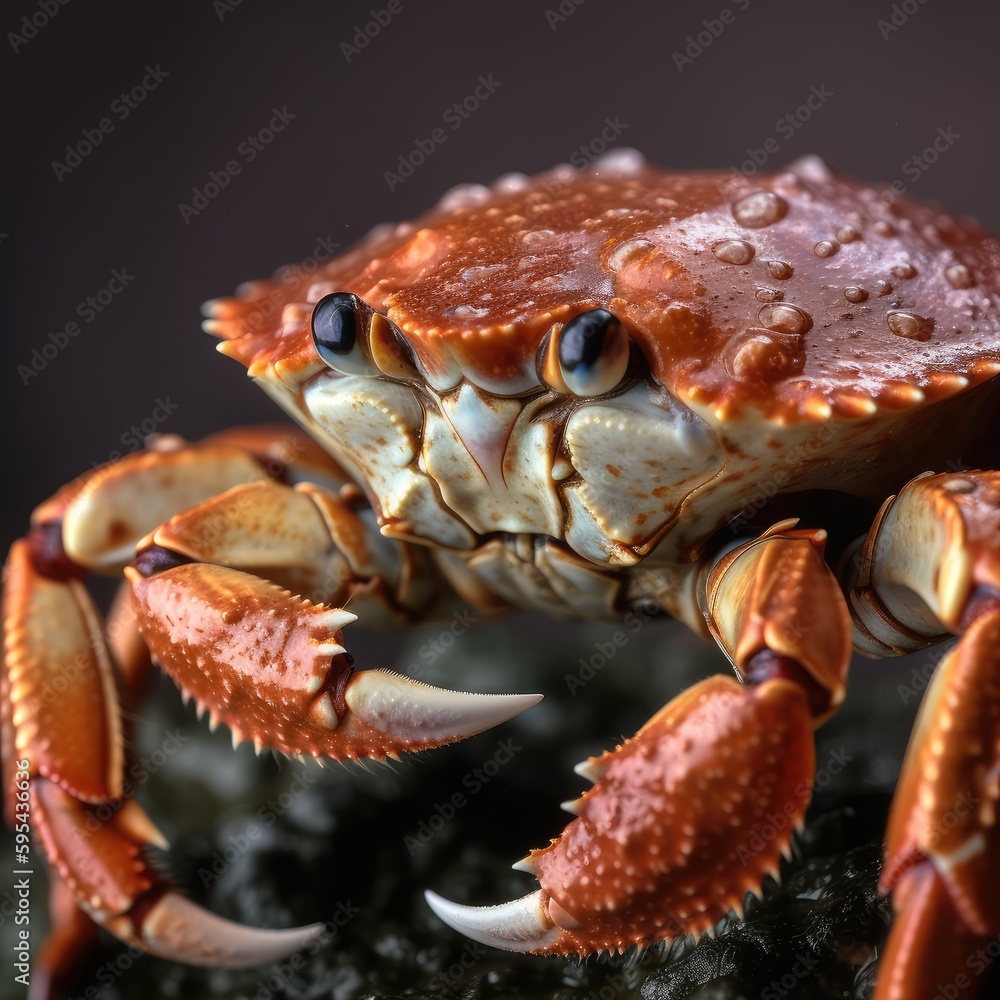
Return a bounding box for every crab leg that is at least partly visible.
[127,479,540,759]
[3,429,537,995]
[844,471,1000,1000]
[426,523,852,953]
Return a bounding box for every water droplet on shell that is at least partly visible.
[887,310,934,341]
[712,239,755,265]
[767,260,794,280]
[844,286,869,303]
[758,302,812,335]
[732,191,788,228]
[725,330,803,381]
[607,238,656,272]
[756,288,784,302]
[945,264,975,289]
[892,263,917,279]
[876,280,893,297]
[836,226,861,243]
[814,240,839,258]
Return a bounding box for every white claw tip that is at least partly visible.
[345,671,542,744]
[424,889,560,952]
[142,893,325,967]
[573,759,607,784]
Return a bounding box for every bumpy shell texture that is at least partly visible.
[210,152,1000,423]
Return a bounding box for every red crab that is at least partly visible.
[5,151,1000,999]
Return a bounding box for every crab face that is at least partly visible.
[209,151,1000,574]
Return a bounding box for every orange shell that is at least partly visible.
[208,154,1000,422]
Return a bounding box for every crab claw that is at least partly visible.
[425,889,561,951]
[32,778,325,966]
[127,562,540,760]
[426,675,814,954]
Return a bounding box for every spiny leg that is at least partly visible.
[845,471,1000,1000]
[126,478,540,759]
[426,521,851,953]
[4,431,339,995]
[3,428,537,995]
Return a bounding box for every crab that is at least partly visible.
[5,149,1000,1000]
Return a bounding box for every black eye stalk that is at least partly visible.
[311,292,418,380]
[542,308,631,397]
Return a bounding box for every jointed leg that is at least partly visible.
[3,428,537,994]
[845,471,1000,1000]
[426,522,853,952]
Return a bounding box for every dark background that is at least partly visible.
[6,0,1000,538]
[4,1,999,998]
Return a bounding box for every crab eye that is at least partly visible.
[311,292,378,376]
[542,308,630,396]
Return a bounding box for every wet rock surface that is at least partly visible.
[5,611,995,999]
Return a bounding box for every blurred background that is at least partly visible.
[5,0,1000,997]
